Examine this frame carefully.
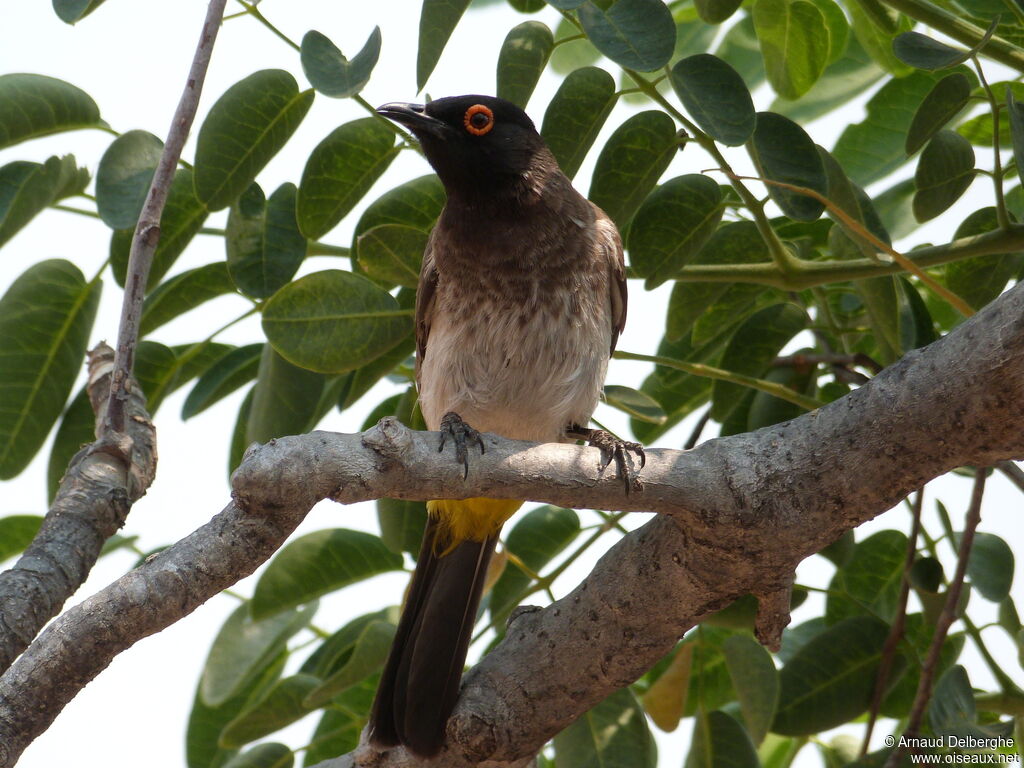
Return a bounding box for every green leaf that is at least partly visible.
[304,620,396,706]
[967,532,1014,602]
[874,178,917,240]
[928,665,989,739]
[715,14,766,89]
[377,498,427,555]
[667,221,771,341]
[220,675,320,748]
[693,285,779,346]
[945,207,1022,311]
[0,73,103,149]
[628,174,724,288]
[0,260,101,479]
[201,603,316,707]
[140,263,234,336]
[578,0,676,72]
[110,168,210,290]
[183,344,263,420]
[848,3,913,77]
[222,743,293,768]
[0,155,88,248]
[671,54,755,147]
[301,27,381,99]
[771,36,885,125]
[751,112,827,221]
[53,0,109,23]
[46,387,94,502]
[252,529,403,619]
[589,110,678,229]
[297,118,398,240]
[723,634,779,744]
[356,224,427,289]
[826,530,908,623]
[246,345,330,445]
[132,341,181,413]
[686,710,761,768]
[554,686,657,768]
[752,0,829,100]
[351,174,445,263]
[194,70,314,211]
[711,302,809,422]
[695,0,744,24]
[834,69,961,187]
[912,130,976,222]
[226,182,306,299]
[497,21,554,109]
[302,678,376,766]
[0,514,43,562]
[773,616,903,735]
[906,73,972,156]
[603,385,666,424]
[747,364,814,430]
[262,270,411,374]
[188,651,285,768]
[417,0,473,91]
[491,506,580,625]
[551,16,602,75]
[95,130,163,229]
[857,275,902,363]
[540,67,618,180]
[808,0,849,65]
[893,19,998,71]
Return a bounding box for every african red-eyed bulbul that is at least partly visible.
[370,95,642,757]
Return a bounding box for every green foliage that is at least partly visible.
[5,2,1023,766]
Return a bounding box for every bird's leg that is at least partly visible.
[438,411,486,479]
[566,424,645,494]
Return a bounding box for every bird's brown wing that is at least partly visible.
[414,234,439,388]
[594,207,627,354]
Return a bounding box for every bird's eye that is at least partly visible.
[463,104,494,136]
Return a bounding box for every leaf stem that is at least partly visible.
[721,171,976,316]
[234,0,300,51]
[973,55,1010,229]
[877,0,1024,72]
[613,351,823,411]
[621,67,799,275]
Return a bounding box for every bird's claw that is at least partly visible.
[438,411,485,479]
[570,425,645,495]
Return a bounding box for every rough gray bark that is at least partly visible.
[0,343,156,675]
[0,282,1022,768]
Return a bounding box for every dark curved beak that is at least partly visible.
[376,102,448,138]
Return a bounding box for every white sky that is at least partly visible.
[1,1,1021,767]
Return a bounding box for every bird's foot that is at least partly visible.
[567,424,645,494]
[438,411,485,479]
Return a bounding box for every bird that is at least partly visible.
[369,94,643,757]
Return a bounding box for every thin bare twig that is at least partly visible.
[104,0,228,433]
[884,472,987,767]
[684,408,711,450]
[773,352,883,375]
[862,489,924,757]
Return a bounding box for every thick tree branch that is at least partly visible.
[1,283,1023,767]
[0,343,155,675]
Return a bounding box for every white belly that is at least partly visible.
[417,297,611,443]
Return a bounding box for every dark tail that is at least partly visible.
[369,517,496,757]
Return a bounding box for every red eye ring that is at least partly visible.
[464,104,494,136]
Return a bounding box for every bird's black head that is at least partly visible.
[376,95,552,201]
